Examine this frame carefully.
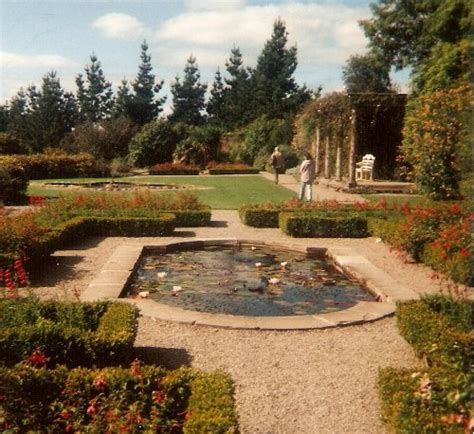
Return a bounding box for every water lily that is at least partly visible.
[251,246,257,251]
[157,271,168,279]
[172,286,183,293]
[269,278,280,285]
[138,291,149,298]
[280,261,288,267]
[255,262,263,268]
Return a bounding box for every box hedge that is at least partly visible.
[279,212,369,238]
[0,364,238,433]
[149,163,200,175]
[0,164,28,205]
[378,295,473,433]
[0,299,139,368]
[0,153,108,180]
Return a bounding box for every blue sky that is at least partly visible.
[1,0,410,112]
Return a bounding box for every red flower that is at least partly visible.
[60,409,71,420]
[459,248,470,258]
[93,374,107,390]
[130,359,142,377]
[27,347,47,366]
[152,390,165,404]
[86,399,97,416]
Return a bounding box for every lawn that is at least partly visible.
[28,175,296,209]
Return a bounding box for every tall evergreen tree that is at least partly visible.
[114,79,133,118]
[76,54,113,122]
[206,68,226,127]
[169,55,207,125]
[223,46,253,128]
[342,53,393,93]
[129,40,166,125]
[253,19,309,118]
[8,72,77,152]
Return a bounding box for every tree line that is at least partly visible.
[0,19,315,158]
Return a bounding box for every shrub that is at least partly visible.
[0,299,139,367]
[0,364,238,433]
[0,132,28,154]
[61,117,139,161]
[0,164,28,205]
[0,152,108,180]
[128,119,179,167]
[149,162,200,175]
[378,295,473,433]
[401,85,471,200]
[280,212,369,238]
[207,161,259,174]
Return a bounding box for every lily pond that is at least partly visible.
[127,245,376,316]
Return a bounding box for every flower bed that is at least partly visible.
[207,162,259,174]
[148,162,200,175]
[378,295,472,432]
[0,362,237,432]
[0,299,139,368]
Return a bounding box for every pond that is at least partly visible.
[127,244,376,317]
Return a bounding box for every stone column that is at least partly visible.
[335,136,342,181]
[324,135,330,179]
[347,108,357,188]
[314,127,321,176]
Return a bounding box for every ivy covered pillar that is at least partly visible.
[347,107,357,188]
[324,134,330,179]
[314,127,321,175]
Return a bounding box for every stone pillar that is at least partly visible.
[314,127,321,176]
[347,108,357,188]
[335,137,342,181]
[324,135,330,179]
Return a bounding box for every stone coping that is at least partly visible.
[79,238,419,330]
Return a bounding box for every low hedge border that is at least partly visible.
[378,295,473,432]
[279,212,369,238]
[0,299,140,368]
[208,168,259,175]
[0,364,237,432]
[172,209,211,227]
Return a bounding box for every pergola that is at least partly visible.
[310,93,407,187]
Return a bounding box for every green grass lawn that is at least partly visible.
[28,175,296,209]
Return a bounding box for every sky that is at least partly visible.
[0,0,410,113]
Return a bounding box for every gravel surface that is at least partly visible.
[29,207,461,433]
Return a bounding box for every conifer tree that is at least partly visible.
[169,55,207,125]
[206,68,226,127]
[129,40,166,125]
[253,19,309,118]
[76,54,113,122]
[114,79,133,118]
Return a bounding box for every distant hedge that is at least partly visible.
[0,164,28,205]
[0,153,108,180]
[0,299,139,368]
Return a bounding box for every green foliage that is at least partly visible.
[149,162,200,175]
[0,152,108,180]
[0,164,28,205]
[184,372,238,433]
[239,206,281,228]
[342,53,393,93]
[0,299,139,367]
[207,68,226,128]
[401,85,470,200]
[378,295,472,433]
[128,119,179,167]
[0,132,28,155]
[76,54,113,122]
[61,116,139,161]
[0,364,237,433]
[207,162,259,174]
[279,212,369,238]
[169,55,207,125]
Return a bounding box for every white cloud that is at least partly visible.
[93,13,147,40]
[1,52,78,70]
[184,0,246,12]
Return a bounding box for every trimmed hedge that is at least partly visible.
[0,153,108,180]
[0,299,139,368]
[0,164,28,205]
[173,209,212,227]
[0,364,238,432]
[239,205,281,228]
[378,295,473,433]
[149,163,200,175]
[279,212,369,238]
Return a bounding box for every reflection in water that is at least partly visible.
[128,246,375,316]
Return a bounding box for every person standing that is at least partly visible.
[299,153,316,201]
[270,147,285,184]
